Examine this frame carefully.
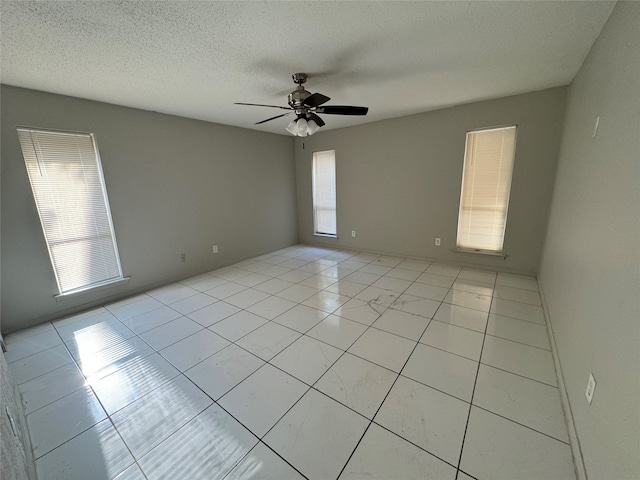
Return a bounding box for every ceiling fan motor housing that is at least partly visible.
[288,87,311,110]
[288,73,312,111]
[292,73,308,85]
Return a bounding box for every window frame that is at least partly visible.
[311,149,338,237]
[455,124,518,255]
[17,126,127,298]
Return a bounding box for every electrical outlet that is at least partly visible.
[180,253,186,262]
[585,373,596,404]
[435,237,441,246]
[351,230,356,238]
[212,245,218,254]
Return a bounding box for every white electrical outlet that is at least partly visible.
[585,373,596,404]
[180,253,186,262]
[435,237,441,246]
[212,245,218,254]
[351,231,356,238]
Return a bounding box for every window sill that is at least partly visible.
[54,277,130,302]
[452,248,507,259]
[313,233,338,239]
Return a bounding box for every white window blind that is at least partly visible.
[17,128,124,295]
[456,125,517,252]
[312,150,337,236]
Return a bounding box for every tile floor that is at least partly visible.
[4,245,576,480]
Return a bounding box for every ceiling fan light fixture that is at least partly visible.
[284,116,320,137]
[307,119,320,135]
[297,118,308,136]
[286,119,298,135]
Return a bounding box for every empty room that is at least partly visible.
[1,2,638,480]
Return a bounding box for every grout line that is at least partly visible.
[396,370,473,404]
[25,325,148,479]
[477,363,559,389]
[4,341,68,366]
[367,419,462,471]
[215,292,397,478]
[429,317,486,334]
[254,303,383,439]
[487,310,547,326]
[453,269,495,480]
[336,307,438,477]
[457,469,479,480]
[19,365,86,417]
[29,418,109,462]
[483,332,552,352]
[471,405,571,445]
[220,439,310,480]
[3,323,55,345]
[336,265,468,478]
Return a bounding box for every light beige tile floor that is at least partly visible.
[5,245,575,480]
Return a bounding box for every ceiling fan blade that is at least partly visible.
[235,102,292,111]
[255,112,293,125]
[318,106,368,115]
[302,92,330,108]
[307,113,325,127]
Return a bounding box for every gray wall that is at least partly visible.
[295,88,566,275]
[539,3,640,479]
[1,351,36,480]
[1,86,297,333]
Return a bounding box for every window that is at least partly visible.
[456,125,517,253]
[17,127,124,296]
[312,150,337,236]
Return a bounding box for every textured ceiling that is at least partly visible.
[1,1,614,135]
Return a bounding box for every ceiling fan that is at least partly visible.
[235,73,368,136]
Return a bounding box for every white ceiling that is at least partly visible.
[1,1,615,135]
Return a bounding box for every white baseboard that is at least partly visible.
[537,277,588,480]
